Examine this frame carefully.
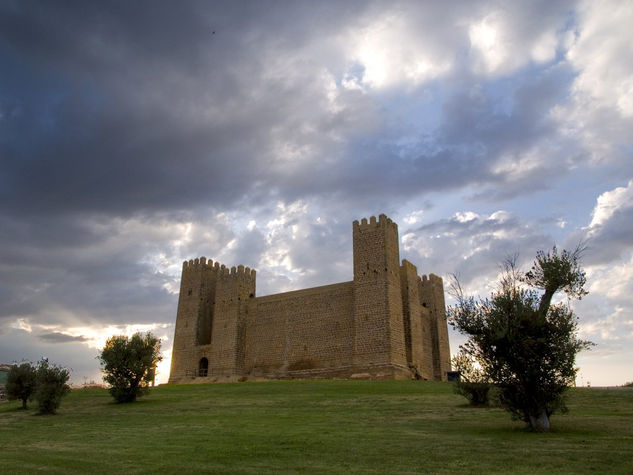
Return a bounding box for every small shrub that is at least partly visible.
[451,350,492,406]
[34,359,71,414]
[454,381,492,406]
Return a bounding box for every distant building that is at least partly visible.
[0,364,12,402]
[169,214,451,383]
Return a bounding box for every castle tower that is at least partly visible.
[168,257,218,383]
[211,265,256,377]
[400,260,434,379]
[419,274,451,381]
[352,214,408,377]
[168,258,255,383]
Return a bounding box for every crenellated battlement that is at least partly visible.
[218,263,256,280]
[353,213,396,231]
[421,273,443,284]
[182,257,256,279]
[182,256,216,270]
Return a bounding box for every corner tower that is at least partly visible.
[419,274,451,381]
[352,214,408,377]
[211,265,256,377]
[168,257,218,383]
[168,258,255,384]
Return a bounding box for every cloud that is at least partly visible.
[467,3,571,76]
[0,0,593,227]
[551,0,633,171]
[564,181,633,361]
[342,11,453,89]
[587,256,633,308]
[400,210,553,294]
[567,0,633,118]
[0,212,185,329]
[0,327,100,380]
[38,332,89,343]
[572,180,633,264]
[588,180,633,229]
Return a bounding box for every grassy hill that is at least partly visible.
[1,380,631,474]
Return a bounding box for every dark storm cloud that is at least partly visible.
[1,2,241,217]
[39,332,88,343]
[0,0,370,219]
[0,212,178,327]
[1,328,99,377]
[0,0,582,225]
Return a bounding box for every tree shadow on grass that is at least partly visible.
[1,404,30,413]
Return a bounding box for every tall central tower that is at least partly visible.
[352,214,408,376]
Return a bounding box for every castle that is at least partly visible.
[168,214,451,383]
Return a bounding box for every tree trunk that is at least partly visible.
[537,288,554,321]
[21,398,27,409]
[529,410,550,431]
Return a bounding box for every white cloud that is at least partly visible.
[586,253,633,305]
[567,0,633,118]
[492,150,546,182]
[403,210,425,225]
[469,12,509,74]
[467,6,565,76]
[573,181,633,265]
[551,1,633,168]
[577,298,633,345]
[10,318,32,333]
[401,210,552,296]
[588,180,633,229]
[343,12,452,89]
[531,31,558,63]
[569,181,633,376]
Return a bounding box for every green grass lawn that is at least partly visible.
[1,380,631,474]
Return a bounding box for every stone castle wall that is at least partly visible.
[168,214,451,383]
[245,282,354,377]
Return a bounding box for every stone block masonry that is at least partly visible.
[168,214,451,383]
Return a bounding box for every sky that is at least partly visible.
[1,0,632,387]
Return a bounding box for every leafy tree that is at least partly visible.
[448,246,593,431]
[34,358,71,414]
[451,350,493,406]
[6,362,37,409]
[99,332,162,403]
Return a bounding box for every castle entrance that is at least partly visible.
[198,357,208,377]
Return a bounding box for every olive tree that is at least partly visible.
[98,332,162,403]
[34,359,71,414]
[448,246,593,431]
[6,362,37,409]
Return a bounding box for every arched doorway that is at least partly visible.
[199,357,209,377]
